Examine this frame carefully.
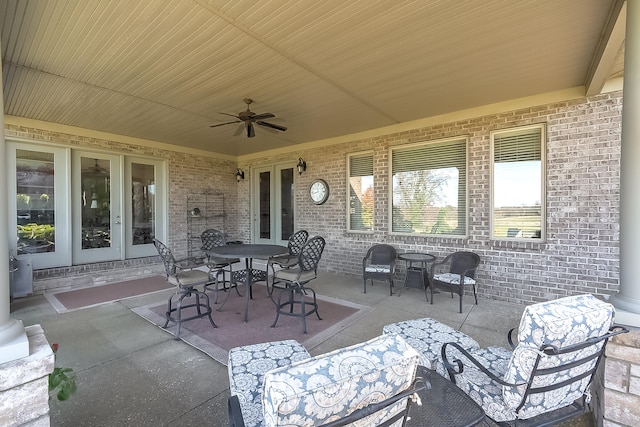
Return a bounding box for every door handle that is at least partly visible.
[114,215,121,224]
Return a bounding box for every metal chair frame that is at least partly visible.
[153,239,217,339]
[362,244,397,296]
[271,236,326,334]
[429,251,480,313]
[266,229,309,296]
[441,325,628,426]
[200,229,240,303]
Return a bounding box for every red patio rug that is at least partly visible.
[132,283,371,365]
[46,275,169,313]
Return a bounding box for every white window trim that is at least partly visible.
[490,123,546,241]
[346,150,375,234]
[388,137,469,238]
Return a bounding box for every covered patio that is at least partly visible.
[10,271,600,426]
[2,0,640,425]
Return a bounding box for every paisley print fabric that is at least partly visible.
[383,318,480,376]
[262,334,419,427]
[433,272,476,285]
[228,340,311,427]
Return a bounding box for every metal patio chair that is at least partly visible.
[153,239,217,340]
[266,229,308,297]
[200,229,240,303]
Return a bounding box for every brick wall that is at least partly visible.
[239,91,623,305]
[5,90,623,304]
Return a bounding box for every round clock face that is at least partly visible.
[309,179,329,205]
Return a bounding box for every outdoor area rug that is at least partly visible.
[132,283,372,365]
[45,275,169,313]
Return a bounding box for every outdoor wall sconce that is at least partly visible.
[236,168,245,182]
[297,158,307,175]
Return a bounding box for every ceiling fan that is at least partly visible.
[209,98,287,138]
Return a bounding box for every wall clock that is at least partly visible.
[309,179,330,205]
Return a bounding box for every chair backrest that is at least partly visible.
[298,235,326,272]
[502,294,618,419]
[287,229,309,256]
[366,244,397,266]
[449,251,480,278]
[154,239,177,277]
[262,334,419,427]
[200,228,226,252]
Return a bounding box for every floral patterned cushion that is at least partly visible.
[365,264,391,273]
[382,318,480,377]
[262,334,419,427]
[228,340,311,427]
[433,272,476,285]
[500,294,614,420]
[447,294,614,422]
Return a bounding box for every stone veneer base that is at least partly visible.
[0,324,54,427]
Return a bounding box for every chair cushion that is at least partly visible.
[501,294,614,419]
[382,318,480,377]
[433,272,476,285]
[274,268,316,283]
[228,340,311,427]
[168,269,211,287]
[262,334,419,427]
[365,264,391,274]
[448,346,516,422]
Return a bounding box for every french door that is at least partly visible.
[252,164,295,245]
[72,151,123,264]
[7,139,166,269]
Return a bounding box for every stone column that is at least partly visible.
[0,36,30,364]
[610,0,640,326]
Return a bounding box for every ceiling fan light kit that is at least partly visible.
[209,98,287,138]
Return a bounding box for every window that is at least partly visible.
[347,152,374,232]
[491,125,545,240]
[390,138,467,235]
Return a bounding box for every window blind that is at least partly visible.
[494,127,541,163]
[350,154,373,176]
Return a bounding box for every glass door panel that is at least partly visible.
[125,158,165,258]
[253,165,295,245]
[9,143,71,269]
[73,152,122,263]
[255,169,272,243]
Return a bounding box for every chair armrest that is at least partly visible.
[228,395,245,427]
[174,256,206,271]
[441,342,517,386]
[317,375,430,427]
[507,328,517,349]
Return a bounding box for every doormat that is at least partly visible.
[45,275,169,313]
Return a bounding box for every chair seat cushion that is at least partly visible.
[274,268,315,283]
[383,318,480,377]
[434,272,476,285]
[168,269,211,287]
[449,346,516,423]
[365,264,391,274]
[228,340,311,427]
[262,334,419,427]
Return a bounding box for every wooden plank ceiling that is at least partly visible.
[0,0,625,157]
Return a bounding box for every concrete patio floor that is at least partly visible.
[9,272,592,426]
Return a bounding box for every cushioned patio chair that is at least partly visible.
[429,250,480,312]
[271,235,326,333]
[438,294,627,426]
[362,244,397,295]
[153,239,217,340]
[266,229,308,297]
[227,334,425,427]
[200,229,240,303]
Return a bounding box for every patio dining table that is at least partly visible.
[211,244,288,322]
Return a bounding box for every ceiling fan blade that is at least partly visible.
[252,112,275,121]
[218,112,241,119]
[233,123,244,136]
[209,120,242,128]
[256,121,287,132]
[247,122,255,138]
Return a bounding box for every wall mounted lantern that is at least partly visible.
[297,158,307,175]
[236,168,245,182]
